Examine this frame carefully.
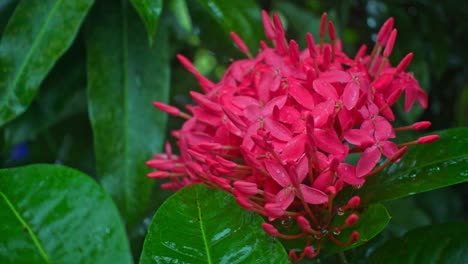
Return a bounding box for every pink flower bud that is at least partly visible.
[347,196,361,208]
[303,246,315,258]
[306,33,317,58]
[153,102,180,116]
[345,214,359,226]
[261,10,275,40]
[412,121,431,130]
[147,171,170,178]
[230,32,251,56]
[235,195,254,210]
[328,21,336,41]
[325,186,337,195]
[350,231,360,242]
[319,13,328,39]
[377,17,394,45]
[288,250,298,262]
[396,53,414,74]
[296,216,311,231]
[383,29,397,57]
[417,135,440,144]
[233,181,258,196]
[261,223,279,237]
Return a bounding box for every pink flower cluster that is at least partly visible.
[148,12,438,261]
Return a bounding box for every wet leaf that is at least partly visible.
[0,0,94,126]
[192,0,263,51]
[86,0,170,226]
[350,128,468,204]
[0,164,132,264]
[369,222,468,263]
[323,203,391,254]
[140,184,289,264]
[130,0,163,45]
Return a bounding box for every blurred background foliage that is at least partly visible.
[0,0,466,262]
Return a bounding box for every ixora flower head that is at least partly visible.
[147,11,438,262]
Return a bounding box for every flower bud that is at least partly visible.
[296,216,311,231]
[346,196,361,209]
[261,223,279,237]
[417,135,440,144]
[303,246,315,258]
[345,214,359,226]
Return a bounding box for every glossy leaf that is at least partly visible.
[140,184,289,264]
[369,223,468,263]
[2,45,86,148]
[192,0,263,50]
[323,203,391,254]
[86,0,170,226]
[350,128,468,204]
[0,0,94,126]
[0,164,132,264]
[130,0,163,45]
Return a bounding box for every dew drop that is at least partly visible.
[281,217,294,228]
[337,208,345,216]
[353,184,363,189]
[333,229,341,235]
[321,229,329,235]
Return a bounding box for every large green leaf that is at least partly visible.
[323,203,391,254]
[0,0,94,126]
[86,0,170,226]
[0,164,132,264]
[130,0,163,45]
[369,222,468,263]
[2,43,86,149]
[192,0,263,51]
[140,184,290,264]
[348,128,468,204]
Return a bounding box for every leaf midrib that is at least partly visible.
[195,189,213,264]
[0,191,51,263]
[0,0,63,108]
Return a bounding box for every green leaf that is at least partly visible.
[323,203,391,254]
[130,0,163,45]
[0,0,94,127]
[192,0,263,51]
[369,222,468,263]
[348,128,468,204]
[140,184,289,264]
[86,0,170,226]
[2,43,87,149]
[0,164,132,264]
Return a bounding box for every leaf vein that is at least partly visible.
[0,191,51,263]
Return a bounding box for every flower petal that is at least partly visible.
[299,184,328,204]
[356,146,381,177]
[264,160,291,187]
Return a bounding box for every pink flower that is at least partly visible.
[147,11,436,261]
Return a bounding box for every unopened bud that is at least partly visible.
[147,171,170,178]
[412,121,431,130]
[233,181,258,196]
[235,195,254,210]
[396,53,414,74]
[288,250,298,262]
[261,223,279,237]
[345,214,359,226]
[350,231,360,242]
[303,246,315,258]
[296,216,311,231]
[417,135,440,144]
[325,186,337,195]
[346,196,361,209]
